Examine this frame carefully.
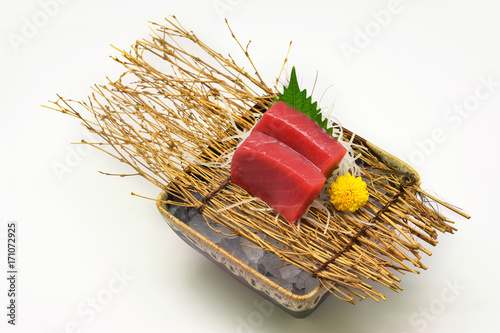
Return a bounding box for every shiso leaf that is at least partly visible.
[274,67,333,135]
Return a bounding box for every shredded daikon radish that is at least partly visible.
[222,133,247,142]
[331,138,362,179]
[350,143,368,151]
[301,216,353,235]
[346,210,375,227]
[308,199,332,234]
[275,212,281,224]
[326,115,344,141]
[322,111,364,179]
[216,197,258,212]
[251,207,273,212]
[220,96,244,136]
[180,148,231,168]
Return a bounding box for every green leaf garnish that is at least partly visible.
[275,67,333,135]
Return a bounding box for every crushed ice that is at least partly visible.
[168,201,319,295]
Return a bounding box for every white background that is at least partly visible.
[1,0,499,332]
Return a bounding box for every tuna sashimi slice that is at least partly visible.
[253,101,347,177]
[231,131,326,223]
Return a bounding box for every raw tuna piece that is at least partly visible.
[253,101,347,177]
[231,131,326,223]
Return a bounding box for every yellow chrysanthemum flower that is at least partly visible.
[329,173,369,212]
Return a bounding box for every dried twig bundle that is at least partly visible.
[47,17,468,304]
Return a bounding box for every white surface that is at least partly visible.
[1,0,499,332]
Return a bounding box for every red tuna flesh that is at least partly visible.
[231,131,326,223]
[253,101,347,177]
